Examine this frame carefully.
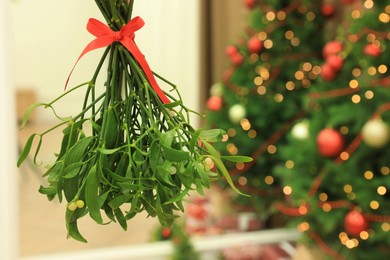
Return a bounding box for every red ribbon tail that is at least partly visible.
[141,64,170,104]
[121,39,170,104]
[65,36,115,90]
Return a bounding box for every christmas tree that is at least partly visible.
[275,1,390,259]
[152,222,200,260]
[205,0,326,224]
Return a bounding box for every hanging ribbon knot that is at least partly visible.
[66,17,170,104]
[114,31,124,41]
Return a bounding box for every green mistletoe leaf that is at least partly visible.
[17,133,37,167]
[67,220,87,243]
[198,129,226,142]
[161,143,189,162]
[64,136,95,166]
[220,156,253,163]
[85,165,103,224]
[19,103,47,130]
[114,208,127,231]
[62,162,85,179]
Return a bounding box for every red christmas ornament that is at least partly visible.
[207,96,223,111]
[226,45,238,57]
[322,4,335,17]
[161,227,172,238]
[344,210,368,236]
[326,55,344,71]
[317,128,345,157]
[244,0,256,9]
[323,41,343,58]
[320,63,337,81]
[230,52,244,66]
[247,36,263,53]
[364,44,381,57]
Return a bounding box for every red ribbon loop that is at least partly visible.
[66,17,170,104]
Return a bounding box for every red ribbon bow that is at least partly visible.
[66,17,170,104]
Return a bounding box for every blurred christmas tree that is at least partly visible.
[152,221,200,260]
[275,1,390,259]
[205,0,327,225]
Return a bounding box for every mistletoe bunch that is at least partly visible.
[17,0,250,242]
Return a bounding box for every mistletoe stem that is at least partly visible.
[127,0,134,21]
[47,82,89,107]
[95,1,111,26]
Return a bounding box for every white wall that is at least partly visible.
[0,0,19,259]
[11,0,200,124]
